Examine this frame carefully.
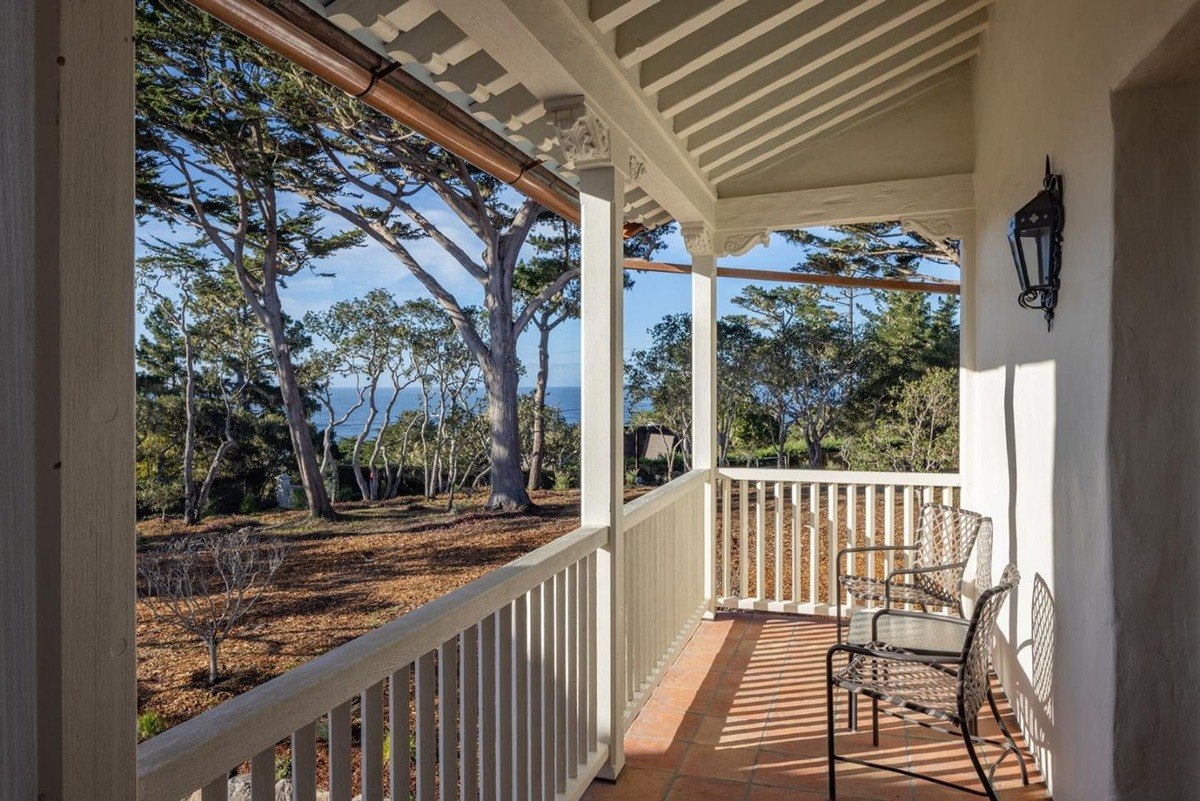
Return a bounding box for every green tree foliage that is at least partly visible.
[135,242,299,519]
[731,285,862,468]
[135,0,362,517]
[842,367,959,473]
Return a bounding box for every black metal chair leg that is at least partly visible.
[871,698,879,746]
[963,721,1001,801]
[987,687,1029,785]
[847,692,857,731]
[826,660,838,799]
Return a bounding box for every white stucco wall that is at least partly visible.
[968,2,1197,798]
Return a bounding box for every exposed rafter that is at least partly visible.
[638,0,821,93]
[693,31,983,163]
[614,0,747,67]
[655,0,891,119]
[672,0,988,138]
[708,55,977,182]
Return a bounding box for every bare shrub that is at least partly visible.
[139,529,287,685]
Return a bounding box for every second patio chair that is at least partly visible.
[836,502,985,642]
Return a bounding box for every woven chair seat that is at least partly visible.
[839,575,952,607]
[832,646,963,726]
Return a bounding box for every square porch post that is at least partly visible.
[548,97,628,779]
[683,224,718,615]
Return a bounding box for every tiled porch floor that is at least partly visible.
[584,612,1051,801]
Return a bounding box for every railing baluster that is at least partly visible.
[586,551,598,753]
[721,478,731,598]
[361,682,385,801]
[460,627,479,801]
[566,564,579,779]
[439,638,460,801]
[250,747,274,801]
[554,570,568,794]
[755,480,766,599]
[528,585,544,801]
[846,484,858,607]
[479,616,496,798]
[826,483,839,607]
[496,604,514,801]
[866,485,877,581]
[774,481,784,601]
[574,558,587,772]
[540,581,555,801]
[884,484,897,577]
[942,485,954,506]
[512,593,529,799]
[808,482,819,606]
[328,700,352,801]
[415,651,436,801]
[292,721,317,801]
[200,775,227,801]
[388,667,410,801]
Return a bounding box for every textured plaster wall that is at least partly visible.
[1110,51,1200,801]
[968,1,1197,798]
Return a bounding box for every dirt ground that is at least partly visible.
[137,488,647,731]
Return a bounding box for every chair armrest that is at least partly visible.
[826,641,959,666]
[883,561,968,609]
[836,544,918,577]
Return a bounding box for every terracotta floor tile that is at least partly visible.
[678,742,760,783]
[624,736,688,772]
[583,768,674,801]
[585,613,1051,801]
[664,775,751,801]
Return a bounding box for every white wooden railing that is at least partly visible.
[620,470,708,726]
[138,524,608,801]
[136,466,960,800]
[715,468,962,616]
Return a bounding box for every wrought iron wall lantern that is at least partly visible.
[1009,157,1065,329]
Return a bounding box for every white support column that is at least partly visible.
[957,221,978,510]
[550,97,628,780]
[683,223,718,617]
[3,0,136,798]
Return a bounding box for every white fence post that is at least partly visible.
[685,224,718,617]
[560,94,628,780]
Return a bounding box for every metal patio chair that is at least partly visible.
[825,565,1029,801]
[836,502,985,639]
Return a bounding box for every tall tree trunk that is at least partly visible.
[259,287,334,518]
[181,328,200,524]
[526,320,552,491]
[484,311,532,511]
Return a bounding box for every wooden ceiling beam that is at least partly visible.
[639,0,821,93]
[623,259,960,295]
[708,53,976,181]
[690,26,984,159]
[675,0,988,139]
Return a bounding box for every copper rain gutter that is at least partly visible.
[189,0,644,236]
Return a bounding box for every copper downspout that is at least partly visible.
[189,0,644,236]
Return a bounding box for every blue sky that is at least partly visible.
[136,184,956,390]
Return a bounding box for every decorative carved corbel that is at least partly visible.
[719,229,770,257]
[901,215,962,263]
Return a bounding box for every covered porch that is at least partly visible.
[12,0,1200,800]
[593,612,1047,801]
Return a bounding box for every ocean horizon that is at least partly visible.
[314,385,592,437]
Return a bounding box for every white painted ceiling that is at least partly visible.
[311,0,991,226]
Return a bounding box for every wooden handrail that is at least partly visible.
[717,467,961,486]
[622,469,708,529]
[137,523,607,801]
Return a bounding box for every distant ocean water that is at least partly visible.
[314,385,585,437]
